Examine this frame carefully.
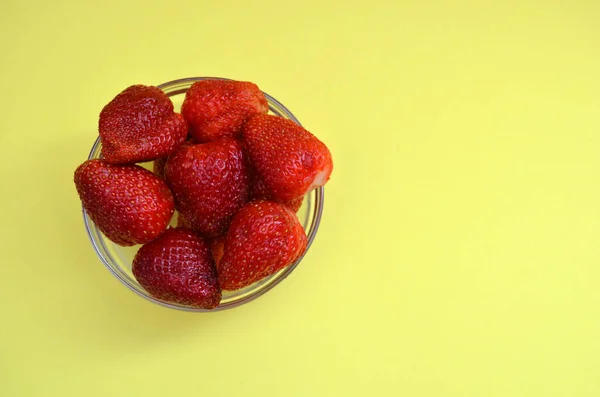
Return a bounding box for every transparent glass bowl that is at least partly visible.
[83,77,324,312]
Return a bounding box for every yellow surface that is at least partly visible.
[1,0,600,395]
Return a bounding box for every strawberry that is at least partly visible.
[283,196,304,213]
[218,200,307,291]
[251,174,304,212]
[99,85,188,164]
[177,213,224,268]
[153,138,196,180]
[132,228,221,309]
[181,79,268,143]
[242,114,333,201]
[165,138,251,238]
[74,159,174,246]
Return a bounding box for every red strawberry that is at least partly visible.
[251,174,304,212]
[181,80,268,143]
[165,138,251,238]
[177,214,226,269]
[207,235,226,270]
[132,228,221,309]
[74,159,174,246]
[250,172,271,198]
[99,85,188,164]
[153,138,196,180]
[283,196,304,213]
[242,114,333,201]
[218,200,307,291]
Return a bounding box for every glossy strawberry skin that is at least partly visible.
[165,139,251,238]
[99,85,188,164]
[251,174,304,212]
[74,159,175,246]
[177,213,223,268]
[242,114,333,201]
[153,138,196,180]
[132,228,221,309]
[181,80,268,143]
[218,200,307,291]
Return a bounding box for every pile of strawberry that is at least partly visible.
[74,79,333,309]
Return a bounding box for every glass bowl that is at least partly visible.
[83,77,324,312]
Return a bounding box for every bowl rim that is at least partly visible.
[83,77,325,312]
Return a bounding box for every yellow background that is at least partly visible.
[1,0,600,395]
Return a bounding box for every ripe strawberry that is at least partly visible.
[283,196,304,213]
[242,114,333,201]
[153,138,196,180]
[74,159,174,246]
[251,174,304,212]
[181,79,268,143]
[176,213,223,268]
[132,228,221,309]
[218,200,307,291]
[165,138,251,238]
[99,85,188,164]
